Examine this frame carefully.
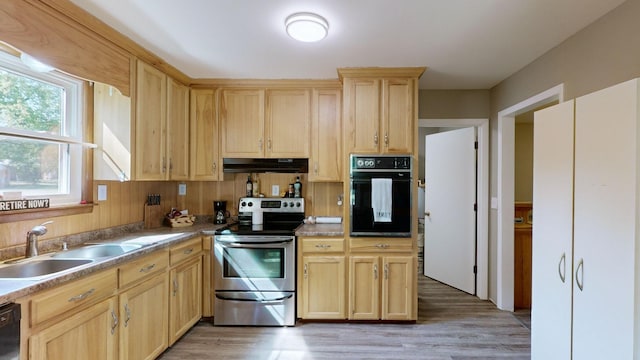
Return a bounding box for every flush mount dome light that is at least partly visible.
[285,12,329,42]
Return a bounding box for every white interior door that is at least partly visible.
[424,127,476,294]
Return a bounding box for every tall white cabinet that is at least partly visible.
[532,78,640,359]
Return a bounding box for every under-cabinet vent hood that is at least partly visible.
[223,158,308,173]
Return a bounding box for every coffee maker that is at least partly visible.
[214,201,229,224]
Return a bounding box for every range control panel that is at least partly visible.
[238,197,304,213]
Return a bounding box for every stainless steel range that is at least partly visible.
[213,197,304,326]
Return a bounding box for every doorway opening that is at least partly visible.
[496,84,564,311]
[418,118,489,300]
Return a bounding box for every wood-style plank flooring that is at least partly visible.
[159,275,531,359]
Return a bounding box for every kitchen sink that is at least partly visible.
[0,259,93,279]
[50,244,143,259]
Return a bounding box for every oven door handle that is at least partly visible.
[215,293,294,303]
[216,239,294,246]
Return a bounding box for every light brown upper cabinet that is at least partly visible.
[220,88,311,158]
[309,88,342,181]
[339,68,424,155]
[135,60,189,180]
[190,89,220,180]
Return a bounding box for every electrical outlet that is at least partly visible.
[272,185,280,196]
[178,183,187,196]
[97,185,107,201]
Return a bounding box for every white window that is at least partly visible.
[0,51,85,206]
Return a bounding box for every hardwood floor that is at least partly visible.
[159,275,531,359]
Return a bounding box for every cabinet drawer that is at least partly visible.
[301,238,344,253]
[30,268,117,327]
[349,238,413,252]
[119,250,169,288]
[170,237,202,266]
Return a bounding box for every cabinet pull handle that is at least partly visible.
[268,139,272,151]
[375,243,390,249]
[162,157,166,173]
[558,253,566,283]
[183,248,194,255]
[124,304,131,327]
[315,244,331,249]
[374,131,379,145]
[575,259,584,291]
[68,288,95,302]
[259,138,263,151]
[314,161,318,175]
[169,158,173,172]
[304,263,308,279]
[173,278,179,296]
[111,310,118,335]
[140,263,156,273]
[373,264,378,279]
[384,133,389,146]
[212,161,217,173]
[384,263,389,280]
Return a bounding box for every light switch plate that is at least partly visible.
[97,185,107,201]
[272,185,280,196]
[178,183,187,196]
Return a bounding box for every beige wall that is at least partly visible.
[487,0,639,301]
[514,121,533,202]
[419,90,490,119]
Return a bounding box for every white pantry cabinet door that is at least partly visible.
[573,79,639,360]
[531,100,574,360]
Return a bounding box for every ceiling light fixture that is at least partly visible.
[285,12,329,43]
[20,53,54,72]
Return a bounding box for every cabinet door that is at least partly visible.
[265,89,311,158]
[301,255,346,319]
[29,297,118,360]
[344,78,380,153]
[93,83,132,181]
[220,89,264,157]
[169,257,202,345]
[381,256,413,320]
[119,273,169,360]
[531,100,574,359]
[573,79,639,360]
[349,256,379,320]
[190,89,220,180]
[310,88,342,181]
[135,60,167,180]
[381,78,413,153]
[167,78,190,180]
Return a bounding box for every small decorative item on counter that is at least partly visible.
[294,176,302,197]
[246,175,253,197]
[166,208,195,227]
[287,184,295,198]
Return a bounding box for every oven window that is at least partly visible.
[223,247,285,278]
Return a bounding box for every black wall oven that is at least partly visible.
[350,155,412,237]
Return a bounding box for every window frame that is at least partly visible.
[0,51,93,222]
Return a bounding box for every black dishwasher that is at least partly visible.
[0,303,20,360]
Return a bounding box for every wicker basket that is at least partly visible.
[167,214,195,228]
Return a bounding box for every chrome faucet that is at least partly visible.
[25,221,53,258]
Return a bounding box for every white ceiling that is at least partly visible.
[69,0,626,89]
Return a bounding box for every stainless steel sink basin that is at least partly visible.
[50,244,142,259]
[0,259,93,279]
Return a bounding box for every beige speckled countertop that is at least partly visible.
[0,222,225,305]
[295,223,344,237]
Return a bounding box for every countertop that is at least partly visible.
[0,222,225,305]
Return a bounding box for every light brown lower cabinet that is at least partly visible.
[29,297,118,360]
[349,255,414,320]
[301,255,346,319]
[169,256,202,345]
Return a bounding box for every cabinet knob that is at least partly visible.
[374,132,379,145]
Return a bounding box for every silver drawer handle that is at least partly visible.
[68,288,95,302]
[558,253,566,283]
[139,263,156,273]
[315,244,331,249]
[576,259,584,291]
[183,248,194,255]
[375,244,390,249]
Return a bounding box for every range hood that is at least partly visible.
[223,158,308,173]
